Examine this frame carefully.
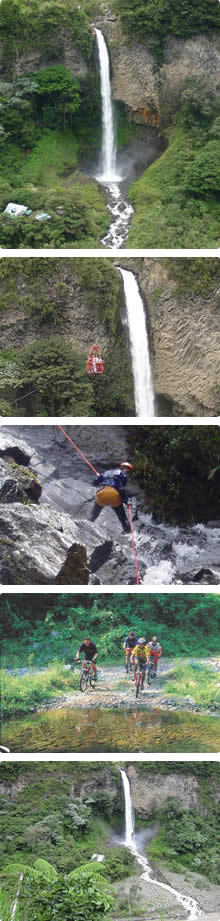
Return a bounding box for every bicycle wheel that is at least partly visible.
[125,658,129,674]
[90,675,96,689]
[80,672,88,692]
[135,672,141,698]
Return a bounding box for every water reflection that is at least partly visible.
[1,707,220,753]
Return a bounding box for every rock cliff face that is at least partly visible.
[127,766,220,817]
[1,765,218,818]
[0,266,112,356]
[0,30,88,81]
[135,259,220,416]
[96,16,220,127]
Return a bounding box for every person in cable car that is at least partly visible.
[86,345,104,374]
[96,347,104,373]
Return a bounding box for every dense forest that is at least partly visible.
[0,762,219,921]
[1,592,220,660]
[128,424,220,522]
[0,0,219,247]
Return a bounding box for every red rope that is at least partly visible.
[56,427,139,582]
[56,425,99,476]
[127,502,140,585]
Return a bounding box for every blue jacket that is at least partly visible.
[94,468,128,502]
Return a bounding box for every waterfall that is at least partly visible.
[121,769,134,846]
[10,872,23,921]
[95,28,118,181]
[119,268,155,416]
[120,771,201,920]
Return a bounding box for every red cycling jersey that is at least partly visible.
[148,642,162,659]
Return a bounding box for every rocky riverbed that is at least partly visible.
[0,425,220,585]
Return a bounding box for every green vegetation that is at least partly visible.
[0,0,109,247]
[130,425,220,522]
[0,0,220,247]
[118,0,220,58]
[148,798,220,884]
[0,661,79,717]
[0,762,137,921]
[165,662,220,709]
[128,81,220,247]
[0,258,134,416]
[2,592,220,663]
[1,594,219,715]
[0,762,219,921]
[166,257,220,297]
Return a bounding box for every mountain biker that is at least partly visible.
[124,631,138,669]
[91,462,134,533]
[75,637,98,679]
[131,637,150,690]
[148,636,162,676]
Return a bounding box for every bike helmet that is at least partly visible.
[152,636,157,642]
[129,631,135,636]
[120,462,133,471]
[138,637,146,645]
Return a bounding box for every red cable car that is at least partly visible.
[86,345,104,375]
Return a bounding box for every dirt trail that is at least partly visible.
[39,658,220,714]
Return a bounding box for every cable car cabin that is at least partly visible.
[86,345,104,375]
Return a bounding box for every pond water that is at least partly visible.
[1,707,219,753]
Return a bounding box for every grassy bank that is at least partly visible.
[165,662,220,710]
[127,105,220,248]
[1,658,219,717]
[0,662,79,717]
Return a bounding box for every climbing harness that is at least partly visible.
[127,501,140,585]
[56,425,140,584]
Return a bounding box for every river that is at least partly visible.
[2,707,219,753]
[120,770,201,919]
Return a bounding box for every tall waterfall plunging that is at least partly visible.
[94,28,134,246]
[95,28,118,181]
[120,771,201,920]
[119,268,155,416]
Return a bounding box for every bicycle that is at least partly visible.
[134,661,145,698]
[148,658,157,685]
[79,660,97,693]
[125,652,133,674]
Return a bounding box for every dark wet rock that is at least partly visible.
[182,568,218,584]
[0,503,90,585]
[55,544,89,584]
[90,539,113,572]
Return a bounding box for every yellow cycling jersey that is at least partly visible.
[132,644,149,662]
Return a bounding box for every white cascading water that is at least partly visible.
[120,771,201,920]
[95,28,117,181]
[10,872,23,921]
[95,28,133,246]
[119,268,155,416]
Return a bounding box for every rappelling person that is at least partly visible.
[90,462,134,533]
